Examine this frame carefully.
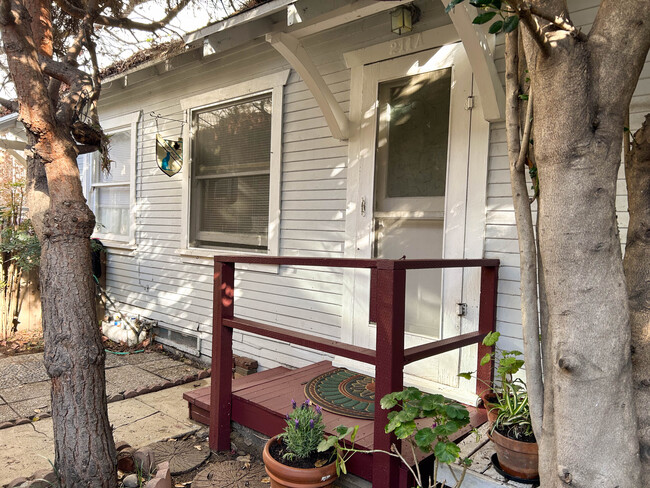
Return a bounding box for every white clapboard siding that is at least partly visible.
[96,0,648,373]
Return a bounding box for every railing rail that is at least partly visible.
[210,256,499,488]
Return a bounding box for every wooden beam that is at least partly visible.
[0,139,26,151]
[210,261,235,452]
[203,17,274,57]
[288,0,404,39]
[266,32,350,140]
[224,317,377,364]
[403,331,487,365]
[7,149,26,166]
[441,0,506,121]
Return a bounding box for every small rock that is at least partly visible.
[134,446,156,474]
[117,447,136,472]
[115,440,132,452]
[107,393,124,402]
[123,473,140,488]
[0,421,15,429]
[32,469,56,483]
[6,477,28,488]
[144,478,169,488]
[123,389,139,399]
[14,418,31,426]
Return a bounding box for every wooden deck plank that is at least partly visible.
[237,361,332,402]
[185,361,488,485]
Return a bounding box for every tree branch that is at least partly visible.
[39,55,90,87]
[54,0,192,32]
[505,29,544,436]
[0,96,18,112]
[527,5,587,41]
[516,89,533,172]
[507,0,548,55]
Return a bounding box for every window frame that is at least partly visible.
[179,70,289,260]
[90,111,141,247]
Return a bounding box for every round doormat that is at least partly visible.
[304,368,375,419]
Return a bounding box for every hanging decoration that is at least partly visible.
[151,112,184,177]
[156,134,183,177]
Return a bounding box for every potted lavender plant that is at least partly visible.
[262,399,338,488]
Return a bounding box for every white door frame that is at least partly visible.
[339,26,490,403]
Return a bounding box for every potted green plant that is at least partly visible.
[459,331,538,481]
[262,399,338,488]
[318,387,474,488]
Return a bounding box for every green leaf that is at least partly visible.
[434,441,461,464]
[350,425,359,442]
[488,20,504,34]
[445,0,465,14]
[414,428,437,449]
[445,403,470,420]
[380,395,398,410]
[503,15,519,33]
[492,0,502,8]
[482,331,500,347]
[433,420,460,437]
[480,353,492,366]
[458,372,472,380]
[317,437,337,452]
[469,0,492,6]
[394,420,417,439]
[473,11,497,24]
[335,425,352,439]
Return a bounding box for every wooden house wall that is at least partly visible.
[97,0,649,376]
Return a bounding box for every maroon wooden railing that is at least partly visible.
[210,256,499,488]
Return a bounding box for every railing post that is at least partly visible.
[210,260,235,451]
[373,261,405,488]
[477,265,498,395]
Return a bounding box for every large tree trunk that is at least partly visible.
[528,31,640,486]
[1,2,117,486]
[625,114,650,484]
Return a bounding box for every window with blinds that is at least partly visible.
[190,94,272,250]
[92,129,132,237]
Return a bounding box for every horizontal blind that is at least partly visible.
[99,129,131,183]
[191,94,272,250]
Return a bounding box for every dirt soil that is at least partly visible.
[136,429,271,488]
[0,330,44,356]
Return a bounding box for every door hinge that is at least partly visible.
[465,96,475,111]
[456,303,468,316]
[361,197,367,217]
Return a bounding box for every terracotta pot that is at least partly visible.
[488,428,539,480]
[480,391,499,424]
[262,436,338,488]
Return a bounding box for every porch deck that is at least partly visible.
[184,360,488,483]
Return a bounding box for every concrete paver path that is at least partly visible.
[0,379,209,485]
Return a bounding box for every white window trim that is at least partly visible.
[178,69,290,269]
[91,111,141,248]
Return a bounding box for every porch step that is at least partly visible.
[183,366,291,425]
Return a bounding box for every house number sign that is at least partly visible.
[389,33,423,56]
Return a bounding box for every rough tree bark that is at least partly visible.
[625,114,650,484]
[1,0,196,484]
[1,1,116,485]
[507,0,650,485]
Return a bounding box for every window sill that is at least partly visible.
[177,248,279,274]
[95,238,137,254]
